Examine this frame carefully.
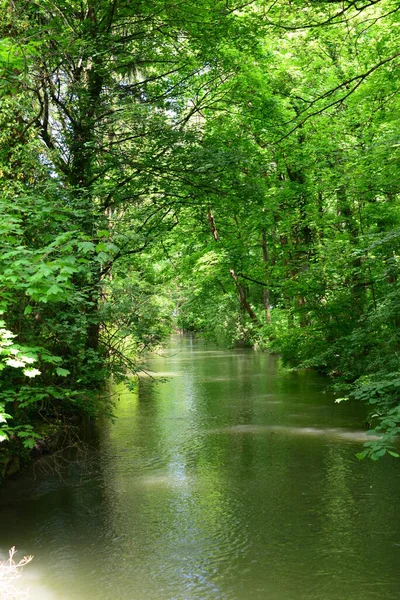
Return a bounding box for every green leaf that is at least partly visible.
[23,438,37,449]
[46,284,63,297]
[78,241,95,253]
[55,367,70,377]
[375,449,386,457]
[95,242,108,252]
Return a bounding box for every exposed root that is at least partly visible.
[32,425,94,482]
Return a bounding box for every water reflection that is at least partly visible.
[1,335,400,599]
[208,424,380,442]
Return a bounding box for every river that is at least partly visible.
[1,335,400,599]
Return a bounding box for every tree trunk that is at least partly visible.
[207,209,220,241]
[230,269,260,326]
[261,228,272,323]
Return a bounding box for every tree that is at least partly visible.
[160,0,400,456]
[1,0,399,465]
[0,0,264,462]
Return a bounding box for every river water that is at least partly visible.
[1,335,400,599]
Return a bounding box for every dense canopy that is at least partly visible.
[1,0,400,467]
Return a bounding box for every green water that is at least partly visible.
[1,335,400,599]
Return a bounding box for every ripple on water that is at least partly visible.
[208,424,381,442]
[2,337,398,600]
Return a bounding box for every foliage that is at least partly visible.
[1,0,400,465]
[155,0,400,458]
[0,321,41,447]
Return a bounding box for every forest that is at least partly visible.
[1,0,400,475]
